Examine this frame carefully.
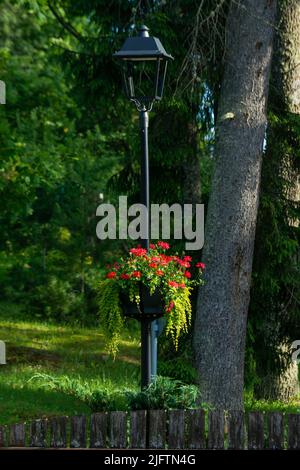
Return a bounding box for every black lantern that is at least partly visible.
[113,25,173,111]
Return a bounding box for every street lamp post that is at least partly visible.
[113,25,173,388]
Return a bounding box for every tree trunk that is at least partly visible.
[251,0,300,401]
[193,0,277,411]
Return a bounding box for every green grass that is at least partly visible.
[0,302,299,425]
[0,302,140,425]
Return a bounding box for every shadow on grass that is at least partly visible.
[0,382,91,426]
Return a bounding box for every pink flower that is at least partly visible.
[106,271,116,279]
[157,241,170,250]
[150,244,156,249]
[196,262,205,270]
[183,256,192,262]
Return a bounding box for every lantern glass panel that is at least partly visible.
[122,57,167,104]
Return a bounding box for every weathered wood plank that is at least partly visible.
[186,409,206,449]
[148,410,166,449]
[90,413,108,448]
[109,411,127,448]
[208,410,224,449]
[70,415,86,448]
[30,419,47,447]
[228,411,244,450]
[0,426,6,447]
[9,423,25,447]
[248,412,264,450]
[168,410,185,449]
[288,414,300,450]
[50,416,67,448]
[268,412,284,450]
[130,410,147,449]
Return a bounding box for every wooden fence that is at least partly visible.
[0,410,299,449]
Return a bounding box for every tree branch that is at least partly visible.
[47,0,82,41]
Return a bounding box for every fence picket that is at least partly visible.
[208,410,224,449]
[130,410,147,449]
[148,410,166,449]
[50,416,67,448]
[268,412,284,450]
[288,414,300,450]
[0,426,6,447]
[186,409,205,449]
[70,415,86,448]
[90,412,108,448]
[168,410,185,449]
[228,411,244,450]
[110,411,127,448]
[9,423,25,447]
[30,419,47,447]
[248,412,264,450]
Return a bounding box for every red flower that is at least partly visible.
[131,271,141,278]
[157,241,170,250]
[177,259,190,268]
[168,281,179,288]
[184,271,191,278]
[120,273,130,280]
[151,256,161,262]
[162,255,174,263]
[156,270,164,276]
[183,256,192,262]
[150,243,156,249]
[196,262,205,270]
[106,271,116,279]
[178,283,186,288]
[149,262,157,268]
[166,301,175,313]
[130,248,147,257]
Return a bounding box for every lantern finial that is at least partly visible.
[138,25,150,38]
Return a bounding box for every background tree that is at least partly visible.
[193,0,277,410]
[248,0,300,401]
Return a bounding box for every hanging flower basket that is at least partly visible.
[97,241,205,356]
[120,284,164,320]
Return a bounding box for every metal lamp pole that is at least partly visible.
[140,109,152,389]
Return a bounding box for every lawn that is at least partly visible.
[0,302,299,426]
[0,302,140,425]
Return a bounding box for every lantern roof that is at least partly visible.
[113,25,174,61]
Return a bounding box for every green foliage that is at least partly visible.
[126,376,200,411]
[158,357,197,384]
[31,277,85,322]
[28,373,201,412]
[247,109,300,387]
[97,279,124,357]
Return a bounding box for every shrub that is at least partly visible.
[126,376,200,410]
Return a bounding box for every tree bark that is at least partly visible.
[251,0,300,401]
[193,0,277,410]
